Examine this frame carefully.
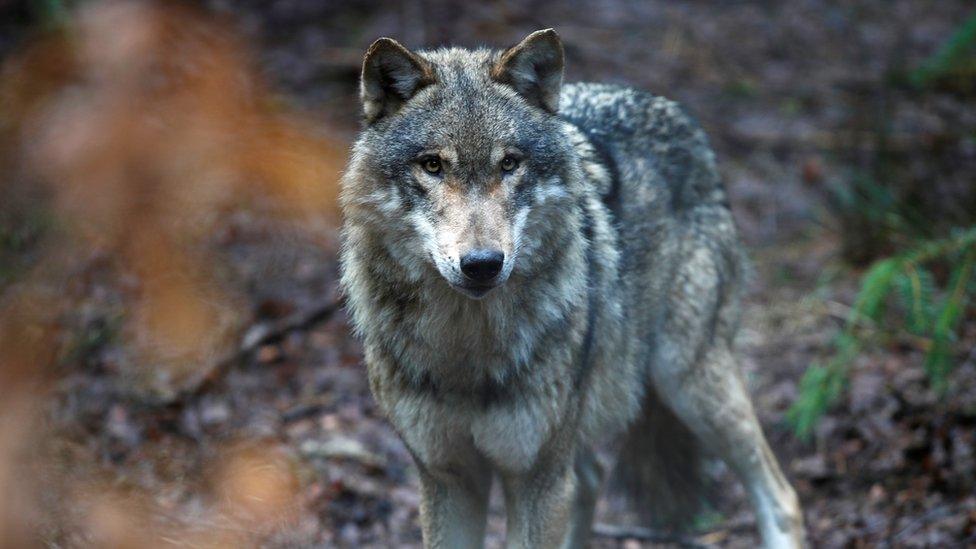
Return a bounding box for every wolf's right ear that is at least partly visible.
[360,38,435,123]
[491,29,564,113]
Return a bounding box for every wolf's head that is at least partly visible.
[343,30,576,299]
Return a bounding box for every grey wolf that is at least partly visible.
[339,28,805,548]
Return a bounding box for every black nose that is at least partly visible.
[460,249,505,283]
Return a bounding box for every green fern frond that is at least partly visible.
[788,334,859,440]
[790,226,976,440]
[850,258,899,325]
[894,265,936,335]
[911,10,976,87]
[926,249,975,391]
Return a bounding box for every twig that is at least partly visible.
[592,517,757,548]
[892,505,952,542]
[281,402,325,424]
[591,523,710,548]
[239,298,341,354]
[184,298,341,400]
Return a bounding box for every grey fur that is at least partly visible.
[340,29,805,548]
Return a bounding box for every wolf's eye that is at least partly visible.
[500,155,519,173]
[421,157,442,175]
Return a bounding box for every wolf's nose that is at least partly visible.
[460,249,505,282]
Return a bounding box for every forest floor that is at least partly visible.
[4,1,976,547]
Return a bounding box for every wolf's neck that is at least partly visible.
[371,240,584,385]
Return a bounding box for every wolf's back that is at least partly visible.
[559,82,728,218]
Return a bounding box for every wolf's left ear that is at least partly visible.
[491,29,564,114]
[361,38,435,123]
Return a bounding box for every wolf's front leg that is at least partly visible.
[415,459,492,549]
[500,455,576,549]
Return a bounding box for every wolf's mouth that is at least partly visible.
[451,282,497,299]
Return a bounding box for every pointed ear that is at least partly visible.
[491,29,564,113]
[360,38,435,123]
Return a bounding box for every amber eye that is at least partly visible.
[421,156,442,175]
[500,155,519,173]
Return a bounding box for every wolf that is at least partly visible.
[339,29,806,548]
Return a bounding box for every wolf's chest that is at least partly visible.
[375,302,576,472]
[385,380,569,474]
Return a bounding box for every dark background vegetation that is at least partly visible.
[1,0,975,547]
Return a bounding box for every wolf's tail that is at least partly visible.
[609,383,707,529]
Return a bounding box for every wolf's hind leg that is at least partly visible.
[652,344,806,548]
[560,447,603,549]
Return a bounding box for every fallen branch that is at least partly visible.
[239,297,341,354]
[592,517,756,548]
[591,523,710,548]
[892,505,953,542]
[183,298,342,400]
